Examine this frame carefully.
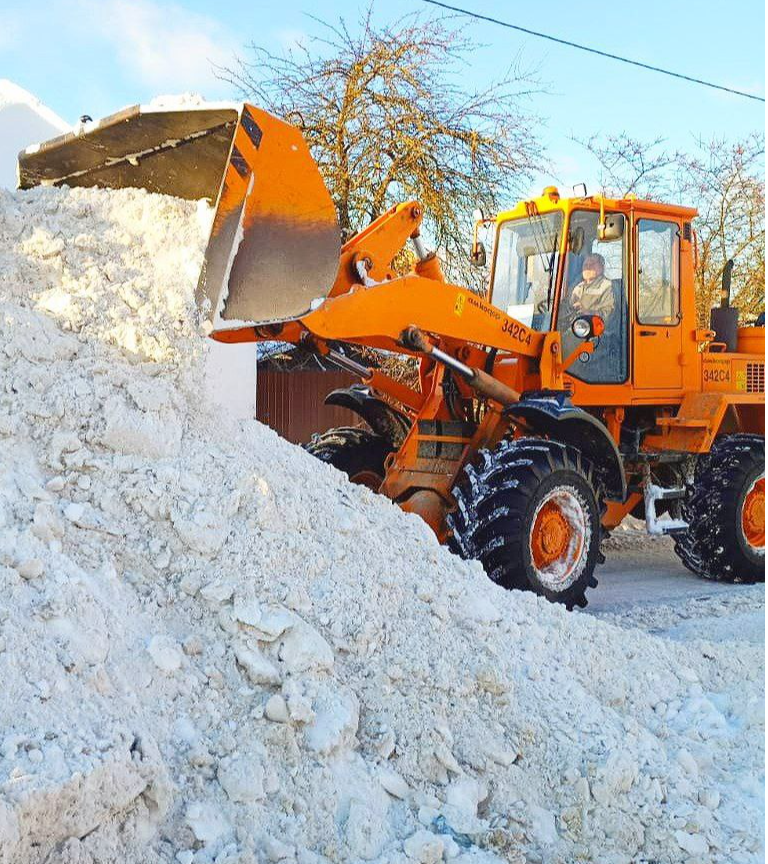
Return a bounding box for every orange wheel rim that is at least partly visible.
[349,470,382,491]
[529,488,588,589]
[531,502,572,568]
[741,474,765,552]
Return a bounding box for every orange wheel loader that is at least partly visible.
[19,102,765,608]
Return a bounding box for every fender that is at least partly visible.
[325,385,411,447]
[505,393,627,501]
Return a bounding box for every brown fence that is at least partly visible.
[256,368,364,444]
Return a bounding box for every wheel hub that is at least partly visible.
[741,474,765,552]
[535,504,571,560]
[530,487,588,589]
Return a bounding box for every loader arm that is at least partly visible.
[300,275,548,359]
[329,202,427,296]
[213,199,439,344]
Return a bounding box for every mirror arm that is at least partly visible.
[562,339,594,371]
[692,228,699,272]
[597,193,606,240]
[470,218,482,261]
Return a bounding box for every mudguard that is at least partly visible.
[325,385,411,447]
[505,392,626,501]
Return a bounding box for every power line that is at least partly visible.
[421,0,765,103]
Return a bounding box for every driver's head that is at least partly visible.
[582,253,605,282]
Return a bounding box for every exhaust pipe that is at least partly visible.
[710,259,738,351]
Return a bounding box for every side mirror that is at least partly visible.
[597,213,625,242]
[470,241,487,267]
[571,314,605,340]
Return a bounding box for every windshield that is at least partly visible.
[490,211,563,332]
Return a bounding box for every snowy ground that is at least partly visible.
[587,531,765,644]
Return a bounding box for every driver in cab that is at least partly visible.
[570,253,614,318]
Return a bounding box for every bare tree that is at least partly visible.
[675,136,765,324]
[221,9,544,285]
[577,132,765,324]
[574,132,682,199]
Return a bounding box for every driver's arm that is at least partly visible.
[592,281,615,317]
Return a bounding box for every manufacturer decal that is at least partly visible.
[466,295,501,320]
[461,293,532,347]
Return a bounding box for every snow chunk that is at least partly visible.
[234,643,281,685]
[304,686,359,754]
[675,830,708,856]
[147,635,183,673]
[404,829,444,863]
[278,620,334,673]
[217,754,265,803]
[185,802,229,844]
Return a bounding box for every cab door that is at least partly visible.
[633,218,683,389]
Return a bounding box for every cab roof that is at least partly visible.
[495,186,698,223]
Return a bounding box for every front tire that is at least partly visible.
[449,438,604,609]
[304,427,392,490]
[673,434,765,583]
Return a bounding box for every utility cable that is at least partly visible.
[421,0,765,103]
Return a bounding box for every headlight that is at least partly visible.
[572,317,592,339]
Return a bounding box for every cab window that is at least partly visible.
[557,210,628,384]
[637,220,680,325]
[490,212,563,332]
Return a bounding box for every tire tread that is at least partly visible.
[673,434,765,583]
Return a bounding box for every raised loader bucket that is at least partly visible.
[18,102,341,334]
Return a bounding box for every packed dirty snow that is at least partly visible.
[0,185,763,864]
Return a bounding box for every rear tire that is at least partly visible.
[304,427,392,490]
[449,438,604,609]
[673,434,765,583]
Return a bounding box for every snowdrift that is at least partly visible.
[0,186,763,864]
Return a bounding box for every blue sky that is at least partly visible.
[1,0,764,195]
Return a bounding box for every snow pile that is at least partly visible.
[0,185,764,864]
[146,94,233,110]
[0,80,70,190]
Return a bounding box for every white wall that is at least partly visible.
[0,80,71,190]
[203,340,258,420]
